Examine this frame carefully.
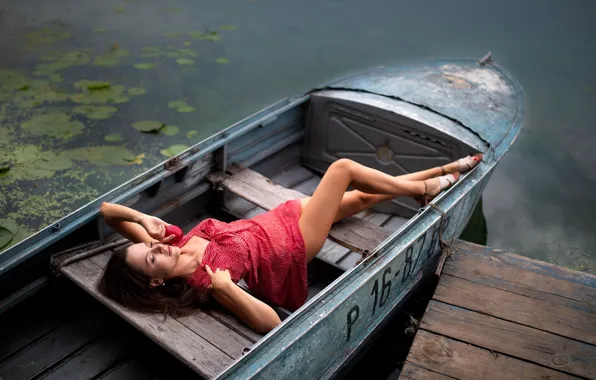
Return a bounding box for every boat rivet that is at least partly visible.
[52,223,61,231]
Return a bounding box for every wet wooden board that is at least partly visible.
[207,164,393,254]
[60,258,241,379]
[400,240,596,380]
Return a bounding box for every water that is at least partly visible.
[1,1,595,269]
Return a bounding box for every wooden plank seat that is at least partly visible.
[60,247,264,379]
[207,164,394,259]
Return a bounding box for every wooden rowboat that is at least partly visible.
[0,55,525,379]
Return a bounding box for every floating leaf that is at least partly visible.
[216,58,229,64]
[129,153,145,165]
[74,80,111,90]
[176,58,194,65]
[72,105,118,120]
[114,6,126,13]
[160,144,189,157]
[105,133,123,142]
[36,151,73,171]
[92,48,130,67]
[142,46,162,52]
[168,100,188,109]
[127,87,147,96]
[132,120,164,132]
[160,7,182,13]
[21,113,85,141]
[63,146,137,166]
[161,125,180,136]
[187,130,198,138]
[220,25,237,31]
[183,41,192,46]
[24,27,71,45]
[164,32,182,37]
[177,106,195,113]
[133,63,155,70]
[201,31,221,41]
[32,51,91,75]
[0,145,73,183]
[48,73,63,82]
[94,27,109,33]
[140,52,165,58]
[0,219,19,235]
[0,227,13,250]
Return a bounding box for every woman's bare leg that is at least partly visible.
[298,159,457,261]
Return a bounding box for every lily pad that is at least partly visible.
[133,63,155,70]
[0,227,13,250]
[74,80,111,90]
[183,41,192,46]
[201,31,221,41]
[161,125,180,136]
[216,58,229,64]
[168,100,188,109]
[21,113,85,141]
[0,219,19,235]
[72,105,118,120]
[105,133,123,142]
[132,120,164,132]
[168,100,195,113]
[63,146,137,166]
[177,106,195,113]
[94,27,109,33]
[92,48,130,67]
[160,144,189,158]
[32,51,91,75]
[48,73,63,82]
[176,58,194,65]
[160,7,182,13]
[71,82,129,104]
[187,130,198,138]
[0,145,74,183]
[220,25,237,31]
[127,87,147,96]
[114,6,126,13]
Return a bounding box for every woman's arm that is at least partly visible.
[99,202,152,243]
[207,266,281,333]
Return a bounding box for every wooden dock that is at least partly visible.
[399,241,596,380]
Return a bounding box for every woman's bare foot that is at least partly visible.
[440,154,483,175]
[416,172,460,206]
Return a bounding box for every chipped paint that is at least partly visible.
[441,64,511,94]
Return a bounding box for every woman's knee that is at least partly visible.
[329,158,355,174]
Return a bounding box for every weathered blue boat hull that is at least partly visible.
[215,58,525,379]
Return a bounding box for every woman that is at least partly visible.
[99,155,481,333]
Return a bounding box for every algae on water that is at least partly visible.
[21,113,85,141]
[92,48,130,67]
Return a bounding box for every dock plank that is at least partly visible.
[421,300,596,378]
[434,275,596,345]
[452,241,596,288]
[445,247,596,314]
[407,330,580,380]
[61,259,233,379]
[400,363,456,379]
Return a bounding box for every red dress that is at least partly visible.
[173,199,308,311]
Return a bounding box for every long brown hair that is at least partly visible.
[98,245,211,317]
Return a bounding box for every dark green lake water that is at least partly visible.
[1,0,594,272]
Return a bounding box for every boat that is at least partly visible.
[0,55,525,379]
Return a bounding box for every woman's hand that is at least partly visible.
[205,265,233,291]
[140,215,173,241]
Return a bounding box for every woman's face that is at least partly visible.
[125,241,181,280]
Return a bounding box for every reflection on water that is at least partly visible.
[0,0,594,273]
[459,197,488,246]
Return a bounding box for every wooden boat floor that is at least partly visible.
[399,240,596,380]
[58,154,411,379]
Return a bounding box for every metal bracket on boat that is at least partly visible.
[478,51,493,66]
[428,204,454,276]
[214,144,228,173]
[164,156,182,171]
